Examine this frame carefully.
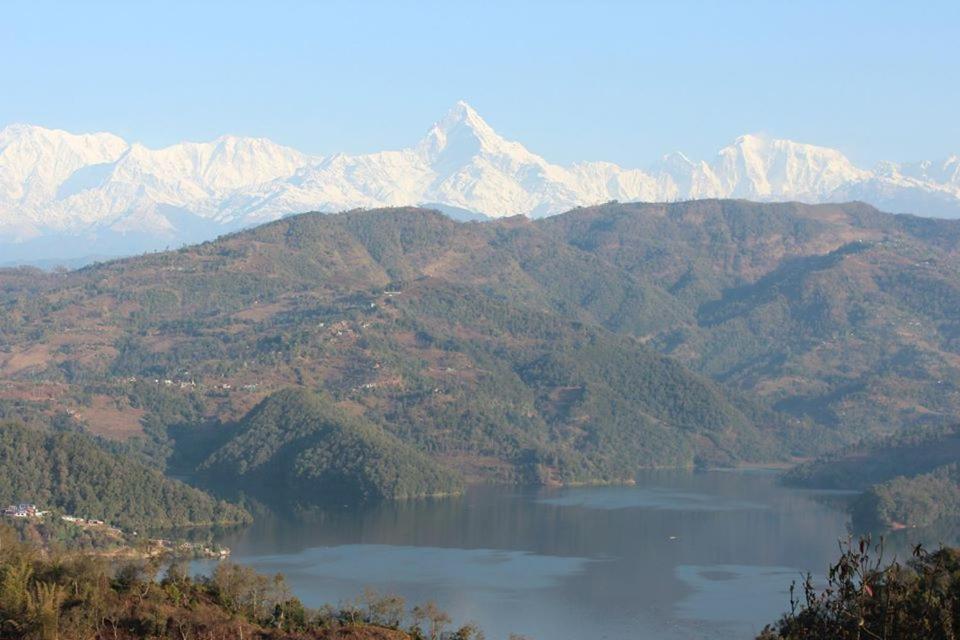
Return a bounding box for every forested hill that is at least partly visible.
[199,389,462,500]
[539,201,960,441]
[783,424,960,531]
[0,200,958,488]
[0,422,249,530]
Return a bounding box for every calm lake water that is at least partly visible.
[195,470,852,640]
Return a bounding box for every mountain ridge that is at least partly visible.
[2,103,960,263]
[1,201,958,486]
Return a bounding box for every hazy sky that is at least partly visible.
[3,1,958,167]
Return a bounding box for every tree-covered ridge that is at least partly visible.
[0,422,249,530]
[0,206,792,484]
[199,389,463,501]
[542,201,960,441]
[852,463,960,530]
[0,201,958,486]
[782,425,960,530]
[783,424,960,490]
[383,279,779,479]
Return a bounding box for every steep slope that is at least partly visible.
[542,200,960,442]
[0,124,128,208]
[0,124,128,239]
[199,388,462,501]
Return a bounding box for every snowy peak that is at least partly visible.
[110,135,308,195]
[0,123,128,207]
[660,151,695,170]
[2,103,960,263]
[709,133,869,200]
[0,123,128,167]
[888,156,960,186]
[417,100,521,164]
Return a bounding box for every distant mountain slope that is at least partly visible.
[0,201,957,483]
[783,424,960,491]
[541,200,960,440]
[2,103,959,263]
[0,205,796,484]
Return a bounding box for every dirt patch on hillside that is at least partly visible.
[78,395,145,441]
[0,344,53,376]
[232,301,286,322]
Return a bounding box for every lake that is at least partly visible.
[195,470,852,640]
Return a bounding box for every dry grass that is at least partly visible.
[78,395,145,441]
[0,344,53,376]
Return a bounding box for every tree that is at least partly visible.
[0,557,33,617]
[453,622,486,640]
[412,601,451,640]
[363,587,406,628]
[759,537,960,640]
[26,581,64,640]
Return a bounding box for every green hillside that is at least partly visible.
[783,424,960,490]
[852,462,960,530]
[0,201,958,495]
[541,201,960,442]
[0,422,249,530]
[783,425,960,530]
[199,388,462,501]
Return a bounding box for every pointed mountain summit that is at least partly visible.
[416,101,545,182]
[417,100,505,160]
[2,105,960,263]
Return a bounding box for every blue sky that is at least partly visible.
[3,0,958,167]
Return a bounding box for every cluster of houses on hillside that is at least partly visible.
[2,504,112,531]
[61,514,109,527]
[2,503,229,559]
[126,375,260,393]
[2,503,46,518]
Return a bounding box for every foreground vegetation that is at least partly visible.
[0,524,482,640]
[759,538,960,640]
[8,522,960,640]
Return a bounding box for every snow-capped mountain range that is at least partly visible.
[2,101,959,263]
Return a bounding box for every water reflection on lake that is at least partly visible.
[195,470,853,640]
